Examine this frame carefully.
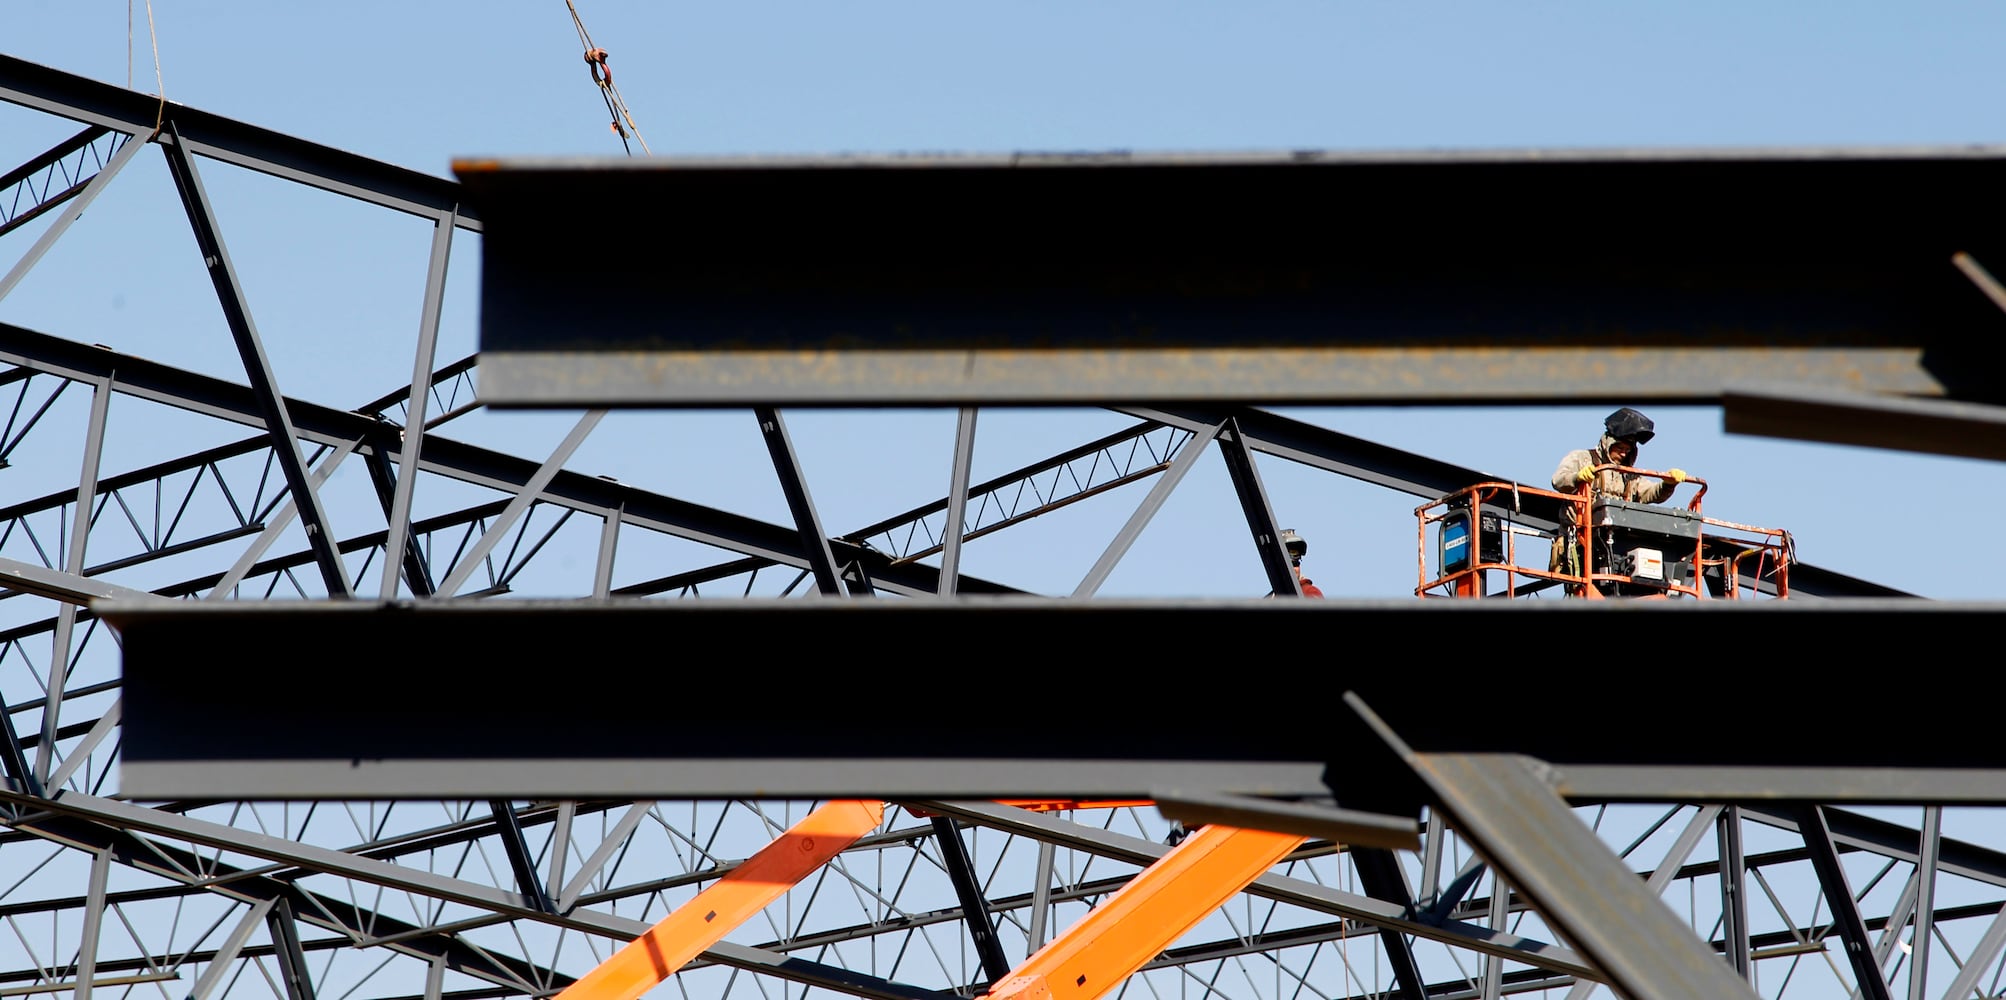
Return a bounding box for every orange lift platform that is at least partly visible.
[1416,466,1794,600]
[555,800,1345,1000]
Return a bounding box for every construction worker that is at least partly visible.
[1547,407,1688,594]
[1280,528,1325,597]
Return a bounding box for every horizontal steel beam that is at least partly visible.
[105,596,2006,800]
[456,149,2006,407]
[0,54,478,226]
[1723,384,2006,462]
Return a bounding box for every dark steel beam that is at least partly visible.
[1348,847,1430,1000]
[1723,385,2006,463]
[1215,417,1301,597]
[105,597,2006,800]
[454,149,2006,408]
[0,54,479,228]
[928,816,1011,987]
[1797,804,1894,1000]
[1370,742,1759,1000]
[756,407,845,596]
[160,124,350,597]
[487,801,554,915]
[264,897,319,1000]
[1719,806,1751,981]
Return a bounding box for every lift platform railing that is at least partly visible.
[1415,471,1792,599]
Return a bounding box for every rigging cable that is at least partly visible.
[129,0,167,137]
[564,1,652,156]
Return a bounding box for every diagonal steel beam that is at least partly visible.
[909,799,1596,979]
[987,823,1306,1000]
[1798,804,1895,1000]
[556,801,883,1000]
[930,815,1012,987]
[0,129,144,303]
[379,207,458,599]
[159,123,349,597]
[1214,418,1298,597]
[1072,420,1220,597]
[1340,694,1756,1000]
[435,409,602,597]
[755,407,845,596]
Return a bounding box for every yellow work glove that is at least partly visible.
[1667,468,1688,484]
[1575,464,1596,484]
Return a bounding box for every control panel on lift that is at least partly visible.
[1589,496,1704,591]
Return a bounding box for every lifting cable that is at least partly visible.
[128,0,168,138]
[564,1,652,156]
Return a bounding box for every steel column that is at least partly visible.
[38,374,110,789]
[1719,805,1751,980]
[938,408,977,597]
[1909,806,1940,1000]
[1029,841,1055,956]
[1482,867,1507,1000]
[72,848,108,1000]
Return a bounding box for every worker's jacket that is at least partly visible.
[1547,434,1678,575]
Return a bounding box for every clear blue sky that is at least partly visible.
[4,10,2006,1000]
[6,1,2006,600]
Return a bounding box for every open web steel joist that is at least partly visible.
[4,49,2006,1000]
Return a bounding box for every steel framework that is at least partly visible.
[4,50,2006,1000]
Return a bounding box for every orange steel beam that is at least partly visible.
[556,800,885,1000]
[985,823,1306,1000]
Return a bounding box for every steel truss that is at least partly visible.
[3,50,2006,1000]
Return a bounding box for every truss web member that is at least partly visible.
[1547,407,1689,595]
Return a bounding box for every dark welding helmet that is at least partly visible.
[1604,407,1656,445]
